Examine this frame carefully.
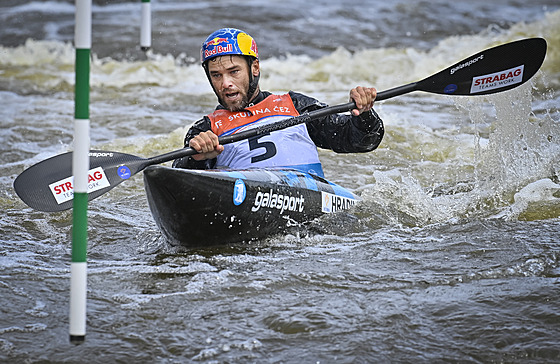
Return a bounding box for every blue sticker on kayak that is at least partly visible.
[233,179,246,205]
[327,181,356,199]
[117,165,131,179]
[444,84,458,94]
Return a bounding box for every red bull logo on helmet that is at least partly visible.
[203,42,233,60]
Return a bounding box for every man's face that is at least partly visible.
[207,55,259,111]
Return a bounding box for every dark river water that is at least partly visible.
[1,0,560,362]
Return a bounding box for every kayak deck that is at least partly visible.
[143,166,358,247]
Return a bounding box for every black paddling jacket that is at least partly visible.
[172,90,384,169]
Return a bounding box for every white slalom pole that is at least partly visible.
[70,0,91,343]
[140,0,151,51]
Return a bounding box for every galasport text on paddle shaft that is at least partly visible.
[13,38,547,212]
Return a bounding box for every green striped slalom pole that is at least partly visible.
[70,0,91,344]
[140,0,151,51]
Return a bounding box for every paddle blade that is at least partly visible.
[418,38,547,97]
[13,150,149,212]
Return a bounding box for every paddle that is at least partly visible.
[14,37,547,212]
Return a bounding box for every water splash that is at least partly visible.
[358,78,560,226]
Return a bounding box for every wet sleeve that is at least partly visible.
[172,117,217,169]
[289,91,385,153]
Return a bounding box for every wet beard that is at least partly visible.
[223,92,250,112]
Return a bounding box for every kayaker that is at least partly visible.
[173,27,384,178]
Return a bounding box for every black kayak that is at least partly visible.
[143,165,359,247]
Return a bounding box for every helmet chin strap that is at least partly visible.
[247,58,260,103]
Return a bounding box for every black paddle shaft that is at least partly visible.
[13,38,547,212]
